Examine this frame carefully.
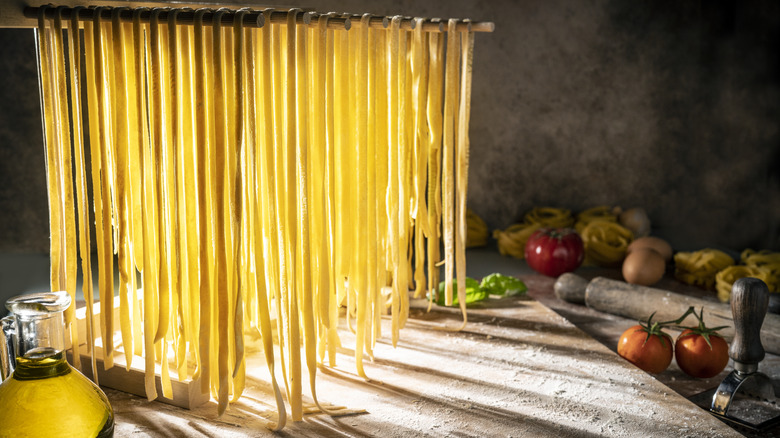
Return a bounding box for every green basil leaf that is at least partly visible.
[480,273,527,297]
[436,277,486,306]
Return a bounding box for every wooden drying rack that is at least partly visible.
[0,0,493,410]
[0,0,495,32]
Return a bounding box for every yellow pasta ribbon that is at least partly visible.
[67,6,96,378]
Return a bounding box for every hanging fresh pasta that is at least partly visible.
[33,5,489,431]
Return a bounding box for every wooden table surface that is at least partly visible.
[103,247,761,437]
[472,246,780,438]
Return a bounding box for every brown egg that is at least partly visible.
[627,236,673,262]
[622,248,666,286]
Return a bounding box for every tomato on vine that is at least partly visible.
[617,312,674,374]
[675,308,730,379]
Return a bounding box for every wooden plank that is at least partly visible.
[68,292,209,410]
[68,344,210,410]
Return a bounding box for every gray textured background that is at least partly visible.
[0,0,778,259]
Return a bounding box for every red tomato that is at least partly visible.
[675,329,729,378]
[524,228,584,277]
[617,324,674,374]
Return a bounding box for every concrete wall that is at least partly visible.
[0,26,49,253]
[0,0,778,261]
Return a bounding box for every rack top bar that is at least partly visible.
[0,0,281,27]
[0,0,495,31]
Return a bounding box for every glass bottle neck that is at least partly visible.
[2,291,71,379]
[14,312,66,360]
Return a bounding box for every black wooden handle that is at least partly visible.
[730,277,770,367]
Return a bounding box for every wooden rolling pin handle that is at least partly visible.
[730,277,769,373]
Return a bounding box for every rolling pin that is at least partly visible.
[554,273,780,355]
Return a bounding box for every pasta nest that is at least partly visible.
[574,205,620,234]
[715,265,774,303]
[523,207,574,229]
[492,223,542,259]
[580,220,634,267]
[674,249,735,291]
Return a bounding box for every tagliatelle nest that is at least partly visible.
[574,205,620,234]
[715,265,773,302]
[523,207,574,229]
[579,220,634,267]
[492,223,542,259]
[674,249,735,290]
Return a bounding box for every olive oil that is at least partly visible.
[0,291,114,438]
[0,349,114,437]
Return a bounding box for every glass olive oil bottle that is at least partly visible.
[0,291,114,437]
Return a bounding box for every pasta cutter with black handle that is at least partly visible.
[689,277,780,432]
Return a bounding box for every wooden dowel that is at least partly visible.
[422,20,445,33]
[269,10,349,30]
[21,5,494,32]
[25,6,267,28]
[469,21,494,33]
